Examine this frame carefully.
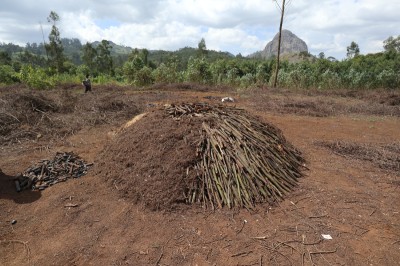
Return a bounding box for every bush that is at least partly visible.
[185,57,212,84]
[377,69,399,89]
[240,73,255,88]
[153,63,178,83]
[18,65,56,90]
[135,66,154,86]
[0,65,19,84]
[123,57,145,83]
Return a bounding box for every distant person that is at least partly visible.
[82,74,92,93]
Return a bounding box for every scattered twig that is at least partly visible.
[344,200,358,204]
[64,203,79,208]
[154,237,173,265]
[369,209,376,216]
[231,250,253,257]
[294,196,311,205]
[236,220,246,235]
[307,249,314,266]
[310,247,338,255]
[2,112,21,122]
[309,214,327,219]
[251,236,268,240]
[392,240,400,245]
[154,246,164,266]
[276,241,299,252]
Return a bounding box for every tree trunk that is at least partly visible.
[273,0,286,88]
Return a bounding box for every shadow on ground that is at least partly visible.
[0,170,41,204]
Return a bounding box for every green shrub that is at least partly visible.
[153,63,179,83]
[185,57,212,84]
[135,66,154,86]
[377,69,399,89]
[240,73,255,88]
[0,65,19,84]
[18,65,56,90]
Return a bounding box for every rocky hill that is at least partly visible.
[251,29,308,59]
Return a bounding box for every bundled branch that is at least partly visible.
[15,152,92,191]
[165,103,215,119]
[166,103,305,209]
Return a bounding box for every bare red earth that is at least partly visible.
[1,85,399,265]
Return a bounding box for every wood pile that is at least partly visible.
[15,152,92,191]
[166,103,305,209]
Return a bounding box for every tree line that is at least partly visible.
[0,11,399,90]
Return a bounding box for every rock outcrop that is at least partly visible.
[260,29,308,59]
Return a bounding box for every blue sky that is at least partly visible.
[0,0,399,59]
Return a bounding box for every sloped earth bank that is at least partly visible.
[1,85,400,265]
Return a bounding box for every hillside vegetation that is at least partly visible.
[0,13,399,90]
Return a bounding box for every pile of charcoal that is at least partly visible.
[15,152,93,191]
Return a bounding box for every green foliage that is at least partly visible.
[123,56,145,83]
[93,74,116,85]
[61,38,83,65]
[17,51,47,67]
[76,65,90,77]
[256,61,273,85]
[96,40,114,75]
[346,41,360,59]
[377,69,399,89]
[383,36,400,53]
[185,57,212,84]
[0,43,23,54]
[226,67,240,86]
[0,65,19,84]
[45,11,65,73]
[0,51,12,65]
[152,57,180,83]
[18,65,56,90]
[1,34,399,90]
[240,73,255,88]
[82,42,97,74]
[198,38,208,57]
[135,67,154,86]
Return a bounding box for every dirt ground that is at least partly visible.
[1,85,400,265]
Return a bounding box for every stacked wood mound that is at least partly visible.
[97,103,305,210]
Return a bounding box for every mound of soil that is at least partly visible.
[96,110,204,210]
[97,104,305,210]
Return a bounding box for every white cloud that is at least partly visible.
[0,0,399,59]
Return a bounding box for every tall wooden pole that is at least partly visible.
[273,0,286,88]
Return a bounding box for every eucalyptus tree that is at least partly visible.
[45,11,65,73]
[82,42,97,74]
[346,41,360,59]
[96,40,114,75]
